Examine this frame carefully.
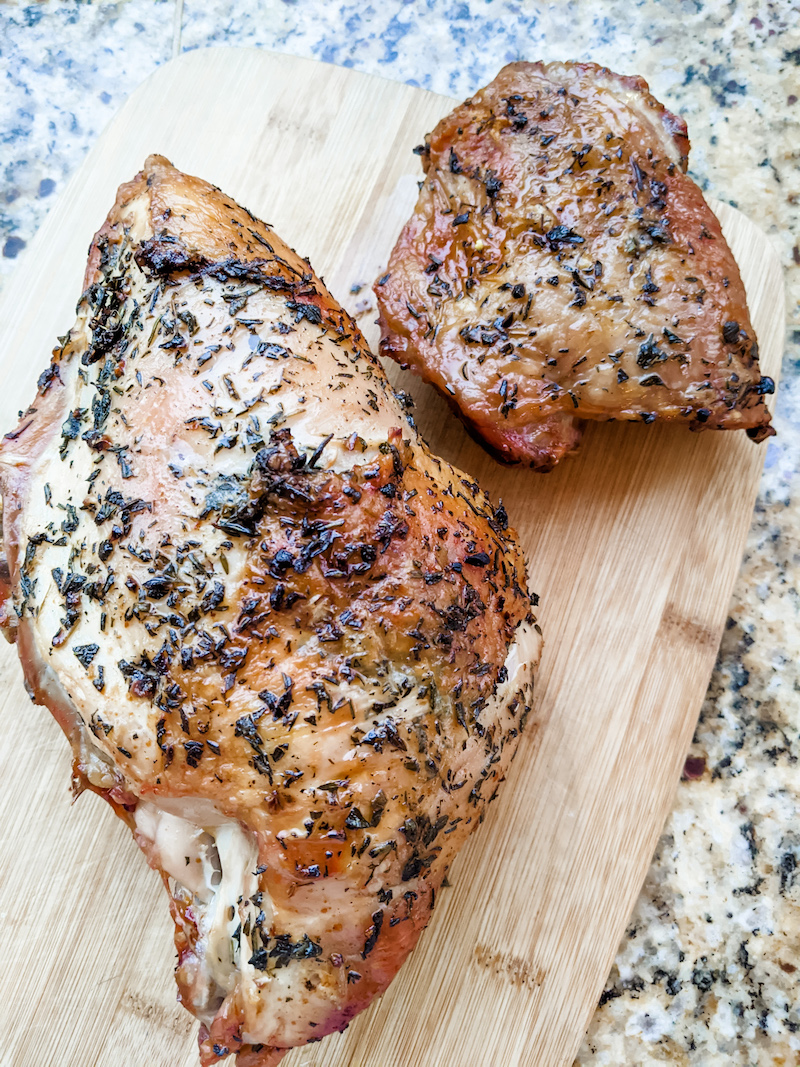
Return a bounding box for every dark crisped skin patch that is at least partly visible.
[374,60,774,470]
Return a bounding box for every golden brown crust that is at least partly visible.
[374,61,774,470]
[0,156,541,1063]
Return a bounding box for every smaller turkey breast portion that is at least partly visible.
[375,61,774,471]
[0,156,541,1067]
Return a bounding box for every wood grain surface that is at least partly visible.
[0,48,784,1067]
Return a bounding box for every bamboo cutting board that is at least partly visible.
[0,49,784,1067]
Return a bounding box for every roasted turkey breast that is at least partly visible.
[374,61,775,471]
[0,156,541,1065]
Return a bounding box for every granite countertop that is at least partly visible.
[2,1,798,1062]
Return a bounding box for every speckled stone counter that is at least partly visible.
[2,1,799,1062]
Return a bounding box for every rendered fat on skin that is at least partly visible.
[374,61,775,471]
[0,156,541,1065]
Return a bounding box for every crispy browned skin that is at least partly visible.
[0,157,540,1065]
[375,61,775,471]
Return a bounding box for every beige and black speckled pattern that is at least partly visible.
[1,0,799,1061]
[567,4,800,1061]
[577,413,800,1063]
